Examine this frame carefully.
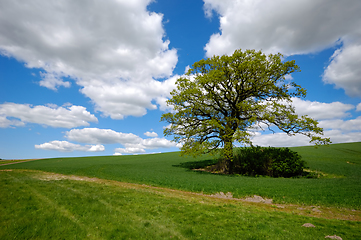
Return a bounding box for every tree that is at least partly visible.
[161,49,330,174]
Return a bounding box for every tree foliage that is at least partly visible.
[161,49,330,173]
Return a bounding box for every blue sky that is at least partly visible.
[1,0,361,159]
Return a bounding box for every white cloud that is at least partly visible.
[251,112,361,147]
[142,138,180,149]
[204,0,361,57]
[251,129,361,148]
[323,43,361,97]
[0,115,25,128]
[319,117,361,131]
[291,98,354,120]
[144,131,158,137]
[66,128,141,145]
[65,127,180,154]
[203,0,361,97]
[284,74,294,81]
[357,103,361,112]
[114,147,146,155]
[35,141,104,152]
[0,103,98,128]
[81,76,178,119]
[0,0,178,118]
[113,137,179,155]
[39,72,71,90]
[163,124,172,130]
[250,99,361,147]
[251,132,311,147]
[322,130,361,144]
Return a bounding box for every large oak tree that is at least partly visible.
[161,49,330,173]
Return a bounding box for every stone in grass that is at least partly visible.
[312,208,322,213]
[325,235,342,240]
[302,223,315,227]
[244,195,273,204]
[212,192,233,199]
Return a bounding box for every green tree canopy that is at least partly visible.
[161,49,330,173]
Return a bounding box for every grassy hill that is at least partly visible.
[1,142,360,209]
[1,142,360,239]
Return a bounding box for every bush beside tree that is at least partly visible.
[232,147,306,177]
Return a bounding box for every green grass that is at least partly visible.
[1,170,360,239]
[1,142,360,209]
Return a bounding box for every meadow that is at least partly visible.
[0,142,360,239]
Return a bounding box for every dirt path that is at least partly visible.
[2,169,359,222]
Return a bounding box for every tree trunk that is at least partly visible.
[219,137,234,174]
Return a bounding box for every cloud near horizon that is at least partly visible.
[291,98,354,120]
[35,141,104,152]
[251,130,361,147]
[251,98,361,147]
[35,127,180,154]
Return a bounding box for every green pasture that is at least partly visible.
[0,142,360,239]
[1,142,360,209]
[1,170,360,239]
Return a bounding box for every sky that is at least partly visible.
[1,0,361,159]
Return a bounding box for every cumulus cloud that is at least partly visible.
[113,136,180,155]
[204,0,361,56]
[357,103,361,112]
[250,99,361,146]
[323,43,361,97]
[35,141,104,152]
[0,0,178,118]
[291,98,354,120]
[114,147,146,155]
[251,132,311,147]
[0,115,25,128]
[39,72,71,90]
[144,131,158,137]
[142,138,180,149]
[252,129,361,147]
[322,130,361,144]
[319,117,361,131]
[0,103,98,128]
[81,75,178,119]
[251,99,361,146]
[66,128,141,145]
[203,0,361,97]
[65,128,179,154]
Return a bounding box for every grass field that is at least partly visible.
[0,142,360,239]
[1,169,360,239]
[1,142,360,208]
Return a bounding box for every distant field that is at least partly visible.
[1,142,360,209]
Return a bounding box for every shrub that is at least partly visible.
[232,146,306,177]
